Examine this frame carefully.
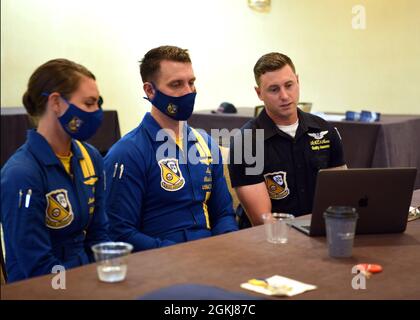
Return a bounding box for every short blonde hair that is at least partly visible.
[253,52,296,85]
[139,45,191,83]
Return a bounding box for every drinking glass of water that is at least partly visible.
[91,242,133,283]
[262,213,295,244]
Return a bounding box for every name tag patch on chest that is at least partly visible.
[308,131,330,151]
[158,158,185,191]
[45,189,74,229]
[264,171,290,200]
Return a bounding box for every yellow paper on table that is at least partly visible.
[241,275,317,297]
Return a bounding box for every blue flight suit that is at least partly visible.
[104,112,238,252]
[1,130,109,282]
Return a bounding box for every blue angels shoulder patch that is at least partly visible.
[45,189,74,229]
[158,158,185,191]
[264,171,290,200]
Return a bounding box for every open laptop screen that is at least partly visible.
[295,168,417,236]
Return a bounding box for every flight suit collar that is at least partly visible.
[142,112,195,143]
[27,129,61,166]
[27,129,85,166]
[255,108,322,140]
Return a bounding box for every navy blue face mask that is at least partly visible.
[42,93,104,141]
[145,83,196,121]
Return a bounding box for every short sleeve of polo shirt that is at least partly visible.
[328,126,346,168]
[228,133,265,188]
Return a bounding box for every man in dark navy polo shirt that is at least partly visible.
[228,52,346,226]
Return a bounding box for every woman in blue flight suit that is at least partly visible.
[0,59,109,282]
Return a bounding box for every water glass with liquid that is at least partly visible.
[91,242,133,283]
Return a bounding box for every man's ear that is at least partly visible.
[296,74,299,84]
[254,86,263,101]
[143,82,155,100]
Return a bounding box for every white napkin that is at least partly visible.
[241,275,317,297]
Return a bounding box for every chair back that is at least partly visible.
[254,105,264,117]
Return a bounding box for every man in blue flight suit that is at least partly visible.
[104,46,238,252]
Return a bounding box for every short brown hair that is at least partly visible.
[22,58,95,121]
[253,52,296,85]
[139,45,191,83]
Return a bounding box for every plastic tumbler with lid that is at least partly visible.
[323,206,358,258]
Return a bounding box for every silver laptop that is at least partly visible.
[291,168,417,236]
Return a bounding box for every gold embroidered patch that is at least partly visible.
[45,189,74,229]
[158,158,185,191]
[264,171,290,200]
[67,116,82,133]
[167,103,178,115]
[308,131,331,151]
[310,138,331,150]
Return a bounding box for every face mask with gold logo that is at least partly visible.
[42,92,104,141]
[145,83,196,121]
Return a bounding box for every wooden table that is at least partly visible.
[2,190,419,300]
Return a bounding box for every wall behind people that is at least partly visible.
[2,0,419,135]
